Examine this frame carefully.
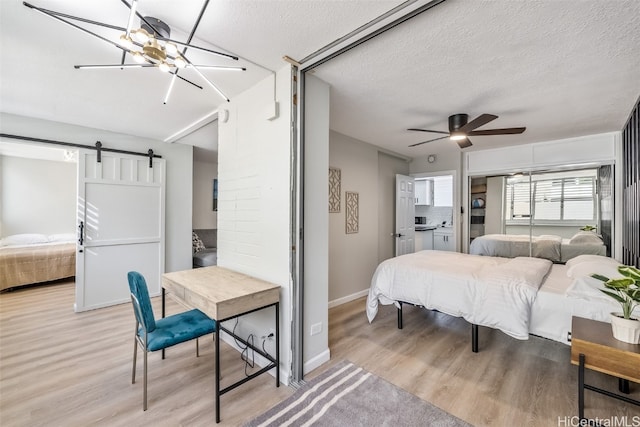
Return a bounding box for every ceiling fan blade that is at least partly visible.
[456,138,473,149]
[408,135,449,147]
[467,127,526,136]
[458,114,498,133]
[407,128,449,135]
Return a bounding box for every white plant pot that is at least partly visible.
[610,313,640,344]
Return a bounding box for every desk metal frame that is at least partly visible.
[161,271,280,423]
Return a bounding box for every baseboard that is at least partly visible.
[219,331,290,386]
[328,289,369,309]
[303,348,331,375]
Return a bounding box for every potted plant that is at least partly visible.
[580,225,597,231]
[592,265,640,344]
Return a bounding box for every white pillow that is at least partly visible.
[565,254,619,269]
[48,233,76,243]
[567,260,623,280]
[569,231,603,245]
[0,233,49,246]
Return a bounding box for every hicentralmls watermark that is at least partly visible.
[558,416,640,427]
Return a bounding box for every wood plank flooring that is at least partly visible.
[0,280,291,426]
[2,281,639,426]
[322,298,640,426]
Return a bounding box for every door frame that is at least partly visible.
[412,170,458,252]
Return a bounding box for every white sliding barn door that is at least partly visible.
[75,151,165,312]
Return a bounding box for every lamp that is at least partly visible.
[118,17,187,72]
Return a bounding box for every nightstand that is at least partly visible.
[570,316,640,421]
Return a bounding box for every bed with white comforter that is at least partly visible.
[367,251,621,346]
[469,232,606,262]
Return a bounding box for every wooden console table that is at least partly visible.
[162,266,281,423]
[570,316,640,421]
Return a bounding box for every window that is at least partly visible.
[505,170,597,223]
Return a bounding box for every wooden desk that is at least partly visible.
[570,316,640,421]
[162,266,281,423]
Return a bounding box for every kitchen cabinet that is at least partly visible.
[433,228,454,251]
[432,176,453,207]
[415,179,432,205]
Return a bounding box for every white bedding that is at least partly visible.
[368,252,622,346]
[530,264,618,344]
[559,239,606,262]
[367,250,552,340]
[469,234,562,262]
[469,233,606,262]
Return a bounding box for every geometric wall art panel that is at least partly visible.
[345,191,359,234]
[329,167,341,213]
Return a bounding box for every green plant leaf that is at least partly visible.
[605,278,635,289]
[600,289,626,303]
[591,274,609,282]
[618,266,640,282]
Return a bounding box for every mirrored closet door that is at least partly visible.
[468,165,613,263]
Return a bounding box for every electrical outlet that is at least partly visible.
[310,322,322,336]
[262,328,275,340]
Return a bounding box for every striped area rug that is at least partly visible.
[244,361,472,427]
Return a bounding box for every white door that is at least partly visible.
[395,174,415,256]
[75,151,165,312]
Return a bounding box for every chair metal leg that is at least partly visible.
[143,350,148,411]
[196,338,199,357]
[132,337,138,384]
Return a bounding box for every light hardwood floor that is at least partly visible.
[1,281,639,426]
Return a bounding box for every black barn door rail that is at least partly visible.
[0,133,162,167]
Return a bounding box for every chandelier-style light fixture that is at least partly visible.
[23,0,246,103]
[118,17,186,72]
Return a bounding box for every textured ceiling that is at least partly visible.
[314,0,640,157]
[1,0,639,161]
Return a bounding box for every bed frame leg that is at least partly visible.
[397,302,403,329]
[472,324,478,353]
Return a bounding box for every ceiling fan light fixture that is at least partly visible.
[158,61,170,73]
[450,132,466,141]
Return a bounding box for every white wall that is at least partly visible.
[217,68,292,381]
[0,113,194,273]
[1,156,76,236]
[193,158,218,229]
[329,131,380,303]
[302,75,330,372]
[410,151,461,176]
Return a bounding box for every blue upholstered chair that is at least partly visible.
[127,271,216,410]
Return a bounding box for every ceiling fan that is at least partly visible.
[23,0,245,104]
[408,113,526,149]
